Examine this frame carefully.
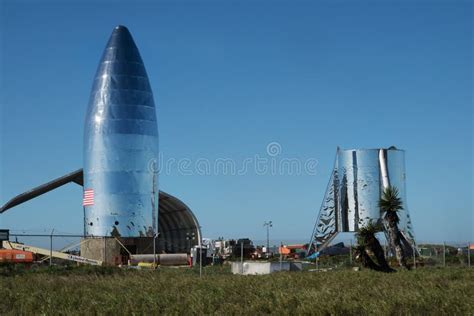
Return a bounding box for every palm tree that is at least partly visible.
[379,186,410,270]
[356,221,395,273]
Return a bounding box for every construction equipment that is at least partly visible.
[279,244,308,259]
[0,249,34,263]
[2,241,103,266]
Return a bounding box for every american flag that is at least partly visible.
[83,189,94,206]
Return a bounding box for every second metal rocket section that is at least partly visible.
[310,147,416,248]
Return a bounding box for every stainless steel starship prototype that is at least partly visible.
[309,147,416,251]
[83,26,159,237]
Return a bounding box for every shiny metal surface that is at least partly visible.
[312,147,415,246]
[84,26,159,237]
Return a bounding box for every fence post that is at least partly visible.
[349,239,352,266]
[240,242,244,274]
[49,229,54,267]
[443,242,446,268]
[468,242,471,268]
[197,228,203,278]
[153,234,157,269]
[103,237,106,265]
[315,242,319,270]
[412,243,416,269]
[280,242,283,271]
[199,243,203,278]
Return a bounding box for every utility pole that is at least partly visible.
[263,221,272,255]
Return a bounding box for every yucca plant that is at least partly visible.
[379,186,410,270]
[356,221,394,273]
[353,245,386,272]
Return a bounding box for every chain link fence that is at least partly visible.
[3,233,198,268]
[2,234,472,271]
[295,239,473,270]
[417,241,472,268]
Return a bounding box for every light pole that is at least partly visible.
[264,221,272,255]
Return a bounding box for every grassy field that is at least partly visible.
[0,265,472,315]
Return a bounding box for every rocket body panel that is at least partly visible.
[84,26,159,237]
[313,148,415,245]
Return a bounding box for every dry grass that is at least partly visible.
[0,265,472,315]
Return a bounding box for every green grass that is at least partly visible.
[0,265,472,315]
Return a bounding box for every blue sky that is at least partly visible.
[0,0,472,244]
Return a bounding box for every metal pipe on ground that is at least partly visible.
[129,254,188,266]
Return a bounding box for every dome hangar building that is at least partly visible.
[0,26,201,265]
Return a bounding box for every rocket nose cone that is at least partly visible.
[111,25,132,40]
[101,25,142,64]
